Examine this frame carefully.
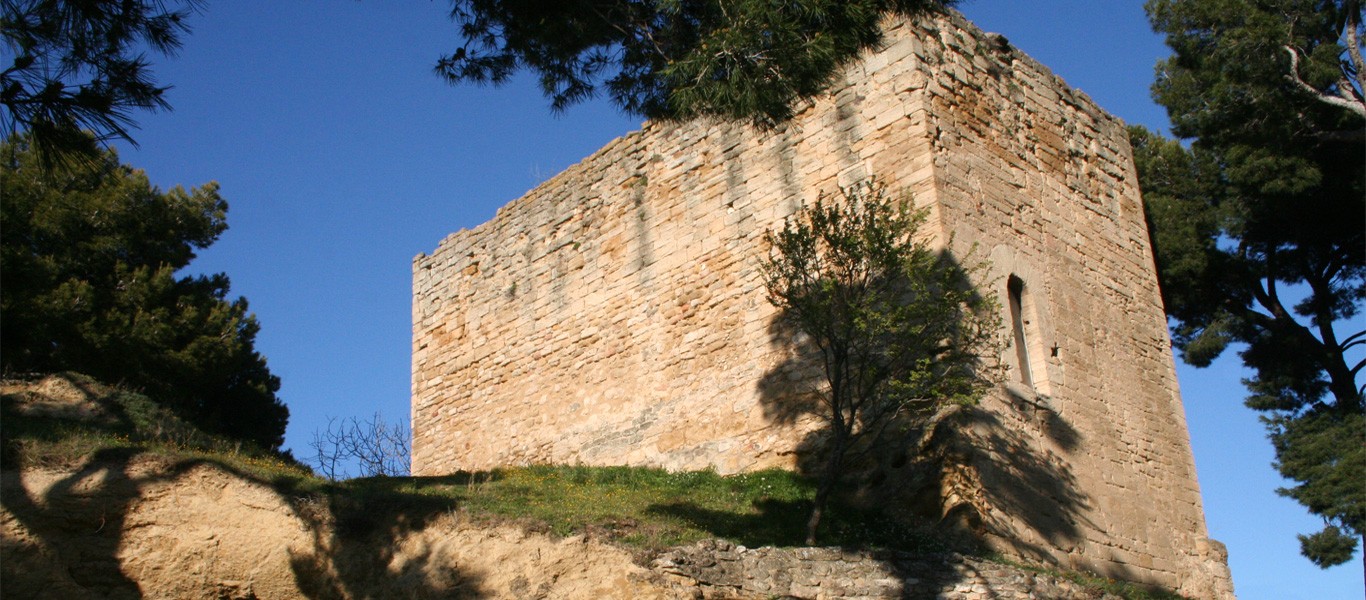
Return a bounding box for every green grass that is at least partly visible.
[315,464,952,554]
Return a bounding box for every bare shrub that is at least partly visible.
[308,413,410,480]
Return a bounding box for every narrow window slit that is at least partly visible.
[1008,275,1033,389]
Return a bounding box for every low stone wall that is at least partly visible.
[654,540,1130,600]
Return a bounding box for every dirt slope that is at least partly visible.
[0,375,686,599]
[2,457,685,599]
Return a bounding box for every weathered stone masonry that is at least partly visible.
[413,10,1234,599]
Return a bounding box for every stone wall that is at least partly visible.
[655,539,1134,599]
[412,9,1233,599]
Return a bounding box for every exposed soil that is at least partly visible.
[2,456,688,599]
[0,375,688,599]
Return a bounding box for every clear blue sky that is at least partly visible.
[111,1,1361,598]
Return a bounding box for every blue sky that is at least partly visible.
[106,1,1360,598]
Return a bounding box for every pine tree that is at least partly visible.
[0,133,288,451]
[435,0,954,125]
[1,0,200,162]
[1139,0,1365,569]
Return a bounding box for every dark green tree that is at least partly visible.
[0,133,288,451]
[436,0,954,126]
[760,180,1000,544]
[1,0,200,162]
[1139,0,1365,569]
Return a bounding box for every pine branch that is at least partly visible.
[1284,45,1366,118]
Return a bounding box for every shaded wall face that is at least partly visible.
[412,11,1231,599]
[906,22,1232,598]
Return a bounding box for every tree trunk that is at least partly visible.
[1325,357,1362,413]
[805,485,827,546]
[805,434,847,545]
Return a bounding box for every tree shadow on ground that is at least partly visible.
[646,496,950,554]
[0,375,489,599]
[283,474,492,599]
[646,497,814,548]
[2,446,154,599]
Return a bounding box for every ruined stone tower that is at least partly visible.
[412,9,1234,598]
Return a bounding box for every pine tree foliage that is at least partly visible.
[435,0,954,126]
[0,133,288,451]
[1139,0,1365,568]
[760,180,1001,544]
[1270,410,1366,567]
[0,0,200,162]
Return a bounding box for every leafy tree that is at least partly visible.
[760,180,1000,544]
[1139,0,1365,568]
[0,133,288,451]
[1,0,200,162]
[435,0,954,126]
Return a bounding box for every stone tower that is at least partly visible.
[412,9,1234,598]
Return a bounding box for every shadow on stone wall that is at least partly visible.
[930,403,1092,563]
[652,539,1140,600]
[752,246,998,493]
[746,248,1098,578]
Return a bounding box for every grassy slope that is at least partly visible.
[0,373,1184,600]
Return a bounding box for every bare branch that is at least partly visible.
[308,413,411,480]
[1346,0,1365,98]
[1283,45,1366,118]
[1340,329,1366,351]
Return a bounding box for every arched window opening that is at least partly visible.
[1007,275,1034,389]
